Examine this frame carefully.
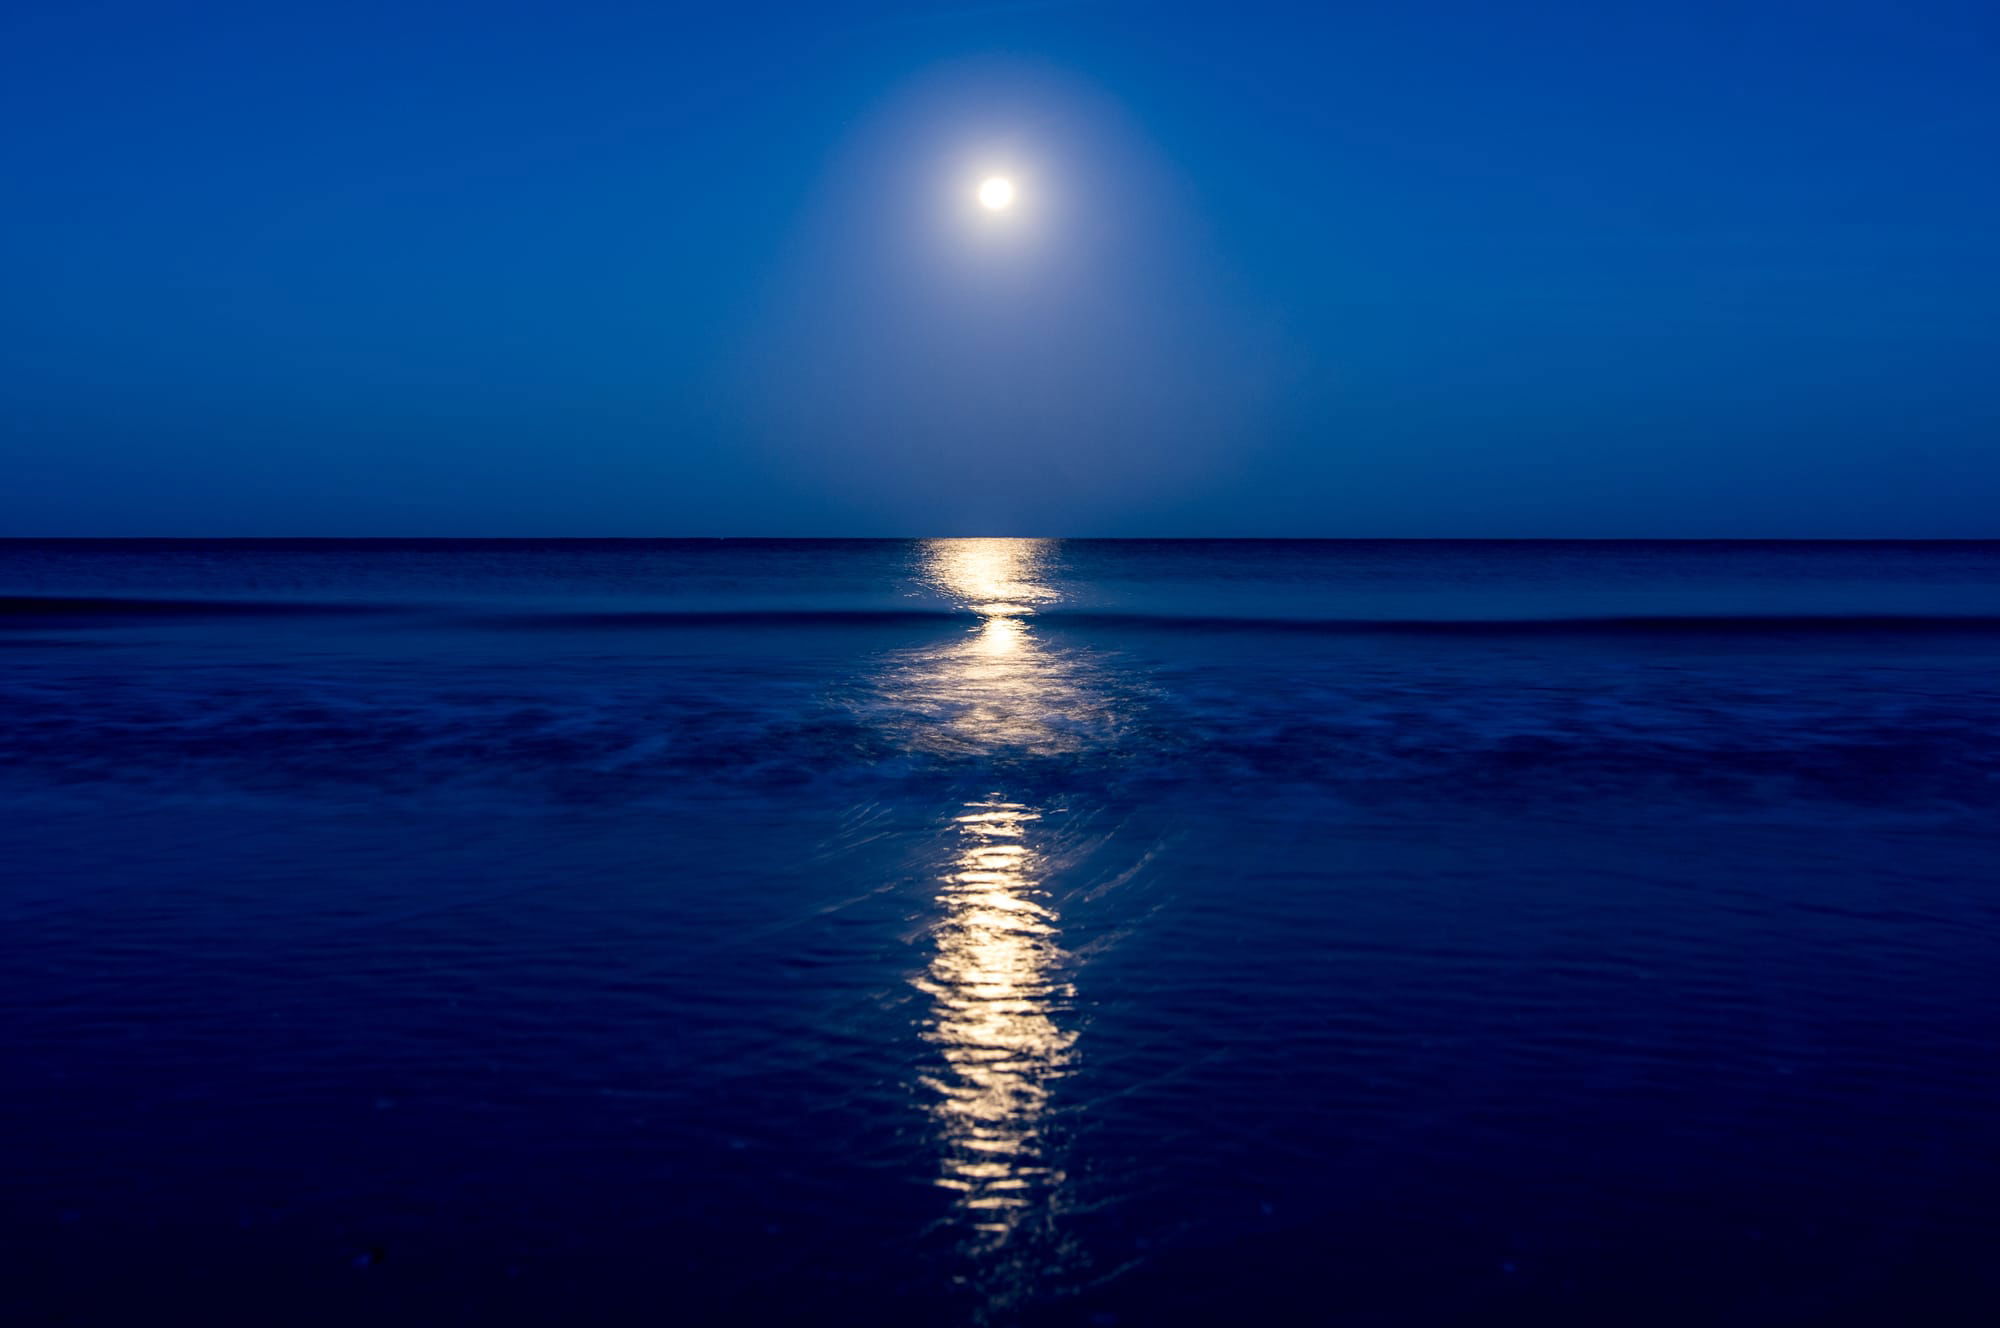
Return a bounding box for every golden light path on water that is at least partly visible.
[906,540,1080,1255]
[918,798,1075,1234]
[877,539,1099,758]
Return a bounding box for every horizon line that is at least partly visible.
[4,535,2000,544]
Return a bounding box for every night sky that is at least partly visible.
[4,1,1996,536]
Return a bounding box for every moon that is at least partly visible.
[977,176,1016,211]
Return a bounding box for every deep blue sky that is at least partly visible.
[3,0,1996,535]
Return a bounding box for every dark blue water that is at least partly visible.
[5,540,1999,1325]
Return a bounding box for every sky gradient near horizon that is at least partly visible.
[3,0,1997,536]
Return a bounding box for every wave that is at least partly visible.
[469,607,962,629]
[8,594,2000,635]
[473,607,2000,635]
[5,667,1996,819]
[1042,611,2000,635]
[0,595,407,622]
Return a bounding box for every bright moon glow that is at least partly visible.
[977,176,1016,210]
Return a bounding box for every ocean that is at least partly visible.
[4,539,1998,1324]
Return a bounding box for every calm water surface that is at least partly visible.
[3,540,1999,1324]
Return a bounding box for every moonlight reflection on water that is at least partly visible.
[898,540,1089,1306]
[919,798,1075,1235]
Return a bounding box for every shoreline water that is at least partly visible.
[4,540,1998,1323]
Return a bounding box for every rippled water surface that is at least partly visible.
[4,540,1999,1324]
